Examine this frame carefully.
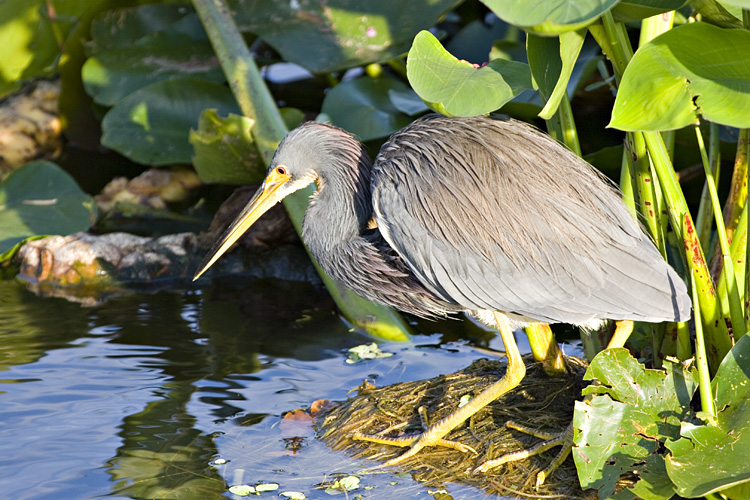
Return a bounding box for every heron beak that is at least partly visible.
[193,168,292,281]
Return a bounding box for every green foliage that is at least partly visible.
[229,0,463,73]
[611,22,750,131]
[665,335,750,497]
[321,76,412,141]
[406,31,532,116]
[573,349,699,499]
[83,4,223,106]
[189,110,264,185]
[0,162,96,261]
[483,0,618,33]
[101,78,240,166]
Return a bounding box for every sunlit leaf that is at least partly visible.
[611,22,750,131]
[665,336,750,497]
[573,348,699,499]
[230,0,462,73]
[101,78,240,166]
[0,161,96,261]
[321,77,412,141]
[483,0,619,33]
[407,31,532,117]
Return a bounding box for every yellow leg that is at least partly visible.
[353,311,526,465]
[607,320,634,349]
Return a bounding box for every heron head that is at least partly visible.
[193,121,355,280]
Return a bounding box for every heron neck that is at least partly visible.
[302,151,373,253]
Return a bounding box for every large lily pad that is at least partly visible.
[483,0,619,33]
[101,78,240,166]
[610,22,750,131]
[406,30,532,117]
[665,335,750,498]
[83,5,222,106]
[0,161,96,261]
[573,348,699,499]
[230,0,463,73]
[321,77,412,140]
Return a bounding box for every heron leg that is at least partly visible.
[356,311,526,466]
[474,320,635,486]
[524,323,569,376]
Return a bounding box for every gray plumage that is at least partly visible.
[264,114,691,325]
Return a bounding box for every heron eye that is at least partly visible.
[275,166,287,175]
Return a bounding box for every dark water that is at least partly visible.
[0,276,579,499]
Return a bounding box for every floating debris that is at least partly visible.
[346,343,394,364]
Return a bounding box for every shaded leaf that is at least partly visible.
[0,161,96,260]
[407,31,532,117]
[612,0,687,22]
[611,22,750,131]
[321,77,412,141]
[689,0,744,28]
[101,78,240,166]
[665,335,750,497]
[83,33,223,106]
[231,0,462,73]
[190,110,264,185]
[574,348,699,499]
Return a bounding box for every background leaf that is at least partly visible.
[611,22,750,131]
[321,77,412,141]
[0,161,96,260]
[407,30,532,117]
[190,110,264,185]
[101,78,240,166]
[230,0,463,73]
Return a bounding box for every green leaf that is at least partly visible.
[0,161,96,260]
[83,5,222,106]
[88,4,206,52]
[665,335,750,497]
[689,0,744,29]
[527,29,586,119]
[611,0,686,22]
[483,0,619,33]
[101,78,240,166]
[0,0,63,96]
[573,348,699,499]
[83,33,223,106]
[321,77,412,141]
[610,22,750,131]
[406,30,532,117]
[231,0,462,73]
[190,110,264,185]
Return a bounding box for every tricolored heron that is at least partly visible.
[194,114,691,481]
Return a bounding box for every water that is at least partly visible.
[0,276,581,499]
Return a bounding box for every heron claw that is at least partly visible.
[473,421,574,486]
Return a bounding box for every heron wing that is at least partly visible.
[371,115,689,324]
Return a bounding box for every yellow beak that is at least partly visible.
[193,168,291,280]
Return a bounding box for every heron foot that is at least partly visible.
[352,405,478,466]
[473,421,573,487]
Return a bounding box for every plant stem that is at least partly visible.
[695,124,745,338]
[691,277,716,418]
